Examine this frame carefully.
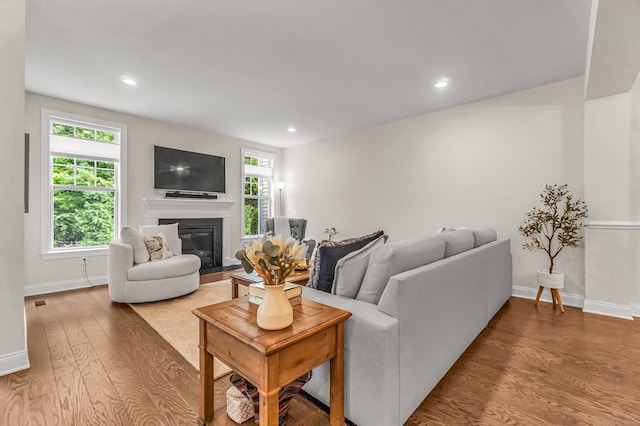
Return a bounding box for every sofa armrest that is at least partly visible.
[376,248,491,423]
[483,239,512,319]
[108,239,134,303]
[301,287,400,426]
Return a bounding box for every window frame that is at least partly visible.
[40,109,127,260]
[241,148,275,239]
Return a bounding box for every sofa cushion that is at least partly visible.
[308,230,384,293]
[127,254,201,281]
[140,223,180,255]
[143,233,173,261]
[356,236,446,304]
[332,235,387,299]
[435,229,475,257]
[120,227,149,264]
[472,228,497,247]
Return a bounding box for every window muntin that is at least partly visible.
[52,157,115,188]
[242,150,274,237]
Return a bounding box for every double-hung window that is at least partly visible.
[242,149,274,237]
[41,109,127,258]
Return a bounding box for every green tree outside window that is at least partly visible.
[51,156,116,247]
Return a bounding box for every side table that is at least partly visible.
[192,297,351,425]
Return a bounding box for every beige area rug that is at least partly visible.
[130,280,235,380]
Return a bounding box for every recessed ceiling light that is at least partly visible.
[287,127,296,132]
[122,78,137,86]
[435,79,449,88]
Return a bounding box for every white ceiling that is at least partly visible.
[26,0,592,148]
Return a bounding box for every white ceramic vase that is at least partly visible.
[256,283,293,330]
[536,270,565,289]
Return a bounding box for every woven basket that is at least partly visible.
[229,370,312,425]
[226,386,254,424]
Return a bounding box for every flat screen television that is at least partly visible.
[154,145,226,194]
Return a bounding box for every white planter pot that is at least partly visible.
[537,270,565,289]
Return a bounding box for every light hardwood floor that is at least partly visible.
[2,285,640,425]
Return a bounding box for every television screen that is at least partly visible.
[154,145,226,193]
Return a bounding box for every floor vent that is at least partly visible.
[34,300,47,307]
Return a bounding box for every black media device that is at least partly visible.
[154,145,226,196]
[164,192,218,199]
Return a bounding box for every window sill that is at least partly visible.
[241,236,260,244]
[40,246,108,260]
[241,233,272,241]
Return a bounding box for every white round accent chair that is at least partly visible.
[108,224,201,303]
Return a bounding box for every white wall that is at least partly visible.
[24,93,282,292]
[581,0,640,318]
[582,75,640,318]
[584,93,631,220]
[284,77,586,295]
[632,74,640,309]
[0,0,28,375]
[583,93,633,308]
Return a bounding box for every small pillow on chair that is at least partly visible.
[143,233,173,262]
[120,227,149,264]
[140,223,180,256]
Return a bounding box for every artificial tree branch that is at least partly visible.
[518,184,588,274]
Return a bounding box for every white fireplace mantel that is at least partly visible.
[142,198,234,266]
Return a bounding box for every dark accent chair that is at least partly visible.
[263,218,316,261]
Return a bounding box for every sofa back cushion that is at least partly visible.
[472,228,497,247]
[308,230,384,293]
[435,229,474,257]
[120,227,150,264]
[356,236,446,304]
[140,223,181,255]
[332,235,387,298]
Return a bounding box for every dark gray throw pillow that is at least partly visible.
[308,230,384,293]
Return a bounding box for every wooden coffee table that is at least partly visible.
[229,269,310,298]
[192,297,351,426]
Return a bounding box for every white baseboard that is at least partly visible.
[583,299,634,320]
[511,286,584,308]
[0,349,29,377]
[24,275,108,297]
[0,306,33,376]
[512,287,636,320]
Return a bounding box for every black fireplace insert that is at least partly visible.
[159,218,222,275]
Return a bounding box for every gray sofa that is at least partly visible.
[301,229,512,426]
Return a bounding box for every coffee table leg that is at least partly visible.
[259,388,279,425]
[329,323,345,426]
[231,278,238,299]
[199,321,214,425]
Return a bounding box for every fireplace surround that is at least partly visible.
[142,198,234,268]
